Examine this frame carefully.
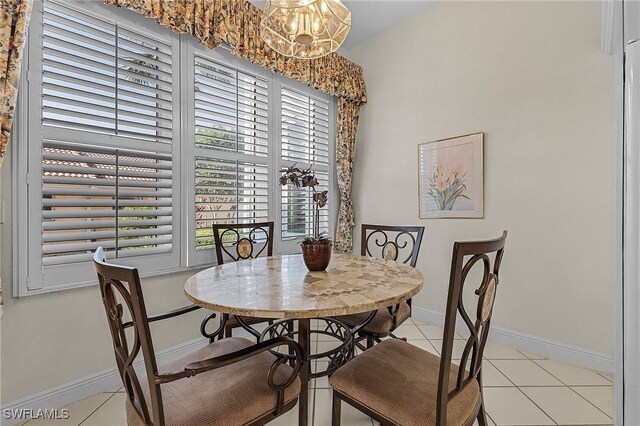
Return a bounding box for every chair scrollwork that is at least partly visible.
[361,224,425,267]
[436,231,508,425]
[94,247,302,425]
[95,249,159,424]
[212,222,275,265]
[353,224,425,346]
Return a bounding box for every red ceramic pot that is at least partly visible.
[301,243,332,271]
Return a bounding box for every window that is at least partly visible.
[16,0,181,294]
[41,2,173,142]
[15,0,335,296]
[41,142,174,265]
[192,56,270,251]
[280,87,331,251]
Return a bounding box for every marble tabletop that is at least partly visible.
[184,253,424,319]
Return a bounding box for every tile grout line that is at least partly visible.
[414,319,606,425]
[513,386,558,426]
[409,322,507,424]
[77,392,119,426]
[519,349,547,361]
[482,359,520,424]
[565,386,613,421]
[596,372,613,383]
[355,320,610,426]
[409,320,512,424]
[485,412,497,426]
[484,359,518,387]
[485,360,557,425]
[531,360,614,422]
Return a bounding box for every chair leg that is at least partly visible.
[332,393,342,426]
[287,321,295,366]
[366,336,374,349]
[389,332,407,342]
[477,400,488,426]
[217,314,228,341]
[477,371,488,426]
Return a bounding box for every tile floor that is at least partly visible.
[20,319,614,426]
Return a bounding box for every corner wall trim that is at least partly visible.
[412,307,614,374]
[0,338,209,425]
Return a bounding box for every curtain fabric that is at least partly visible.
[0,0,32,165]
[0,0,33,317]
[104,0,366,252]
[334,98,360,253]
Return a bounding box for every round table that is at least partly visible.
[184,253,423,426]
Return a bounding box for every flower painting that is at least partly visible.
[419,133,484,218]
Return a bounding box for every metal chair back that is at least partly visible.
[212,221,274,265]
[436,231,508,425]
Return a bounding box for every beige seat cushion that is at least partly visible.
[126,337,300,426]
[330,339,480,426]
[335,301,411,336]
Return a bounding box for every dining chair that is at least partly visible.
[209,221,276,341]
[334,224,425,349]
[329,231,508,426]
[93,247,303,426]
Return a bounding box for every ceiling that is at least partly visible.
[340,1,433,49]
[250,1,434,51]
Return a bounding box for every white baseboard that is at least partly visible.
[1,310,615,425]
[412,307,614,374]
[0,337,209,425]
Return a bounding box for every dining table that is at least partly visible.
[184,253,424,426]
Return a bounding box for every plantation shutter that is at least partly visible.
[193,55,270,251]
[41,141,174,265]
[24,0,180,293]
[280,87,331,240]
[42,0,173,143]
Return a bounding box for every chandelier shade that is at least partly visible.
[260,0,351,59]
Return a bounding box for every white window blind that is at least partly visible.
[41,141,174,265]
[15,1,335,295]
[194,157,269,250]
[193,55,270,251]
[281,87,330,167]
[194,56,268,155]
[42,0,173,143]
[281,171,330,239]
[15,0,180,295]
[280,87,331,241]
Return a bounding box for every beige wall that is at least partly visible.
[0,151,205,402]
[0,0,614,404]
[349,1,614,355]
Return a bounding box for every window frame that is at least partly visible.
[13,0,336,297]
[278,84,334,254]
[184,38,336,265]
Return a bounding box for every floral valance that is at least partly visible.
[105,0,366,253]
[104,0,367,105]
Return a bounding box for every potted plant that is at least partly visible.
[279,164,332,271]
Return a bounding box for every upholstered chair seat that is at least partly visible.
[93,247,302,426]
[330,232,508,426]
[330,339,480,426]
[333,224,425,351]
[126,337,301,426]
[335,301,411,336]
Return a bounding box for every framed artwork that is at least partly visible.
[418,132,484,218]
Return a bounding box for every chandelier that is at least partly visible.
[260,0,352,59]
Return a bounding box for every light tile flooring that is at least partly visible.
[22,319,614,426]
